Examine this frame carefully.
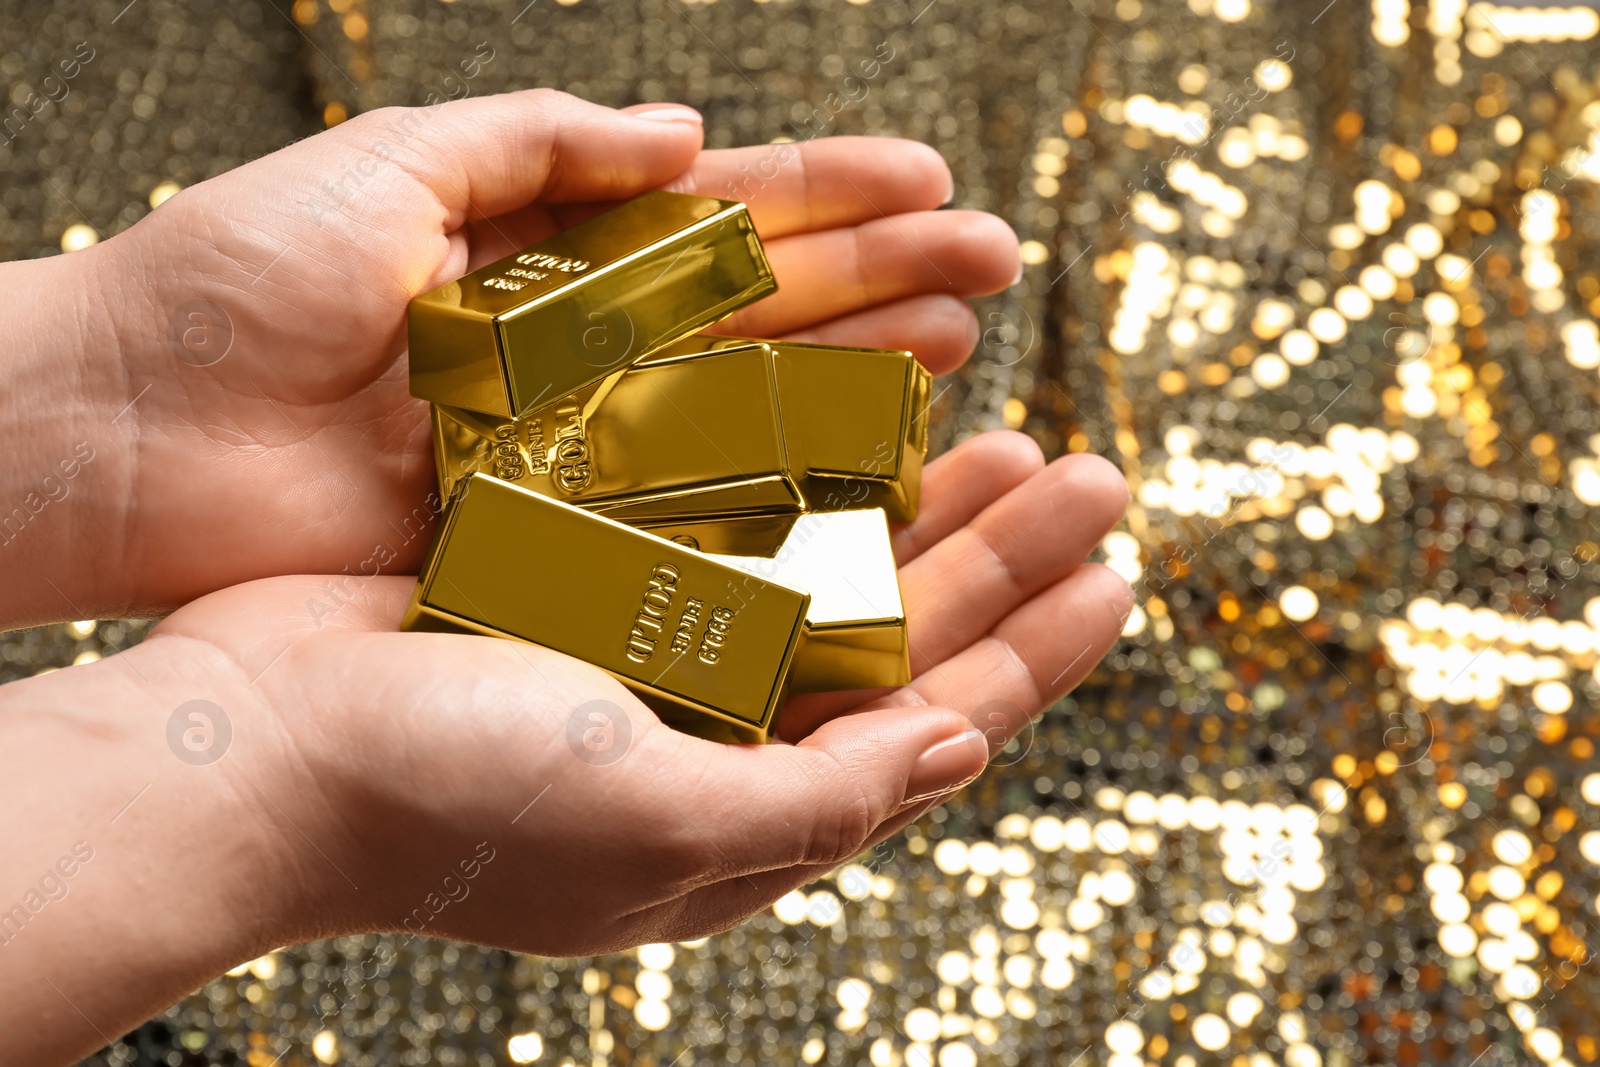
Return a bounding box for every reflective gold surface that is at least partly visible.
[712,509,909,691]
[408,191,776,418]
[402,473,809,742]
[432,336,931,554]
[431,341,808,553]
[655,336,932,520]
[632,512,801,558]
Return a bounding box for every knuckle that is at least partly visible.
[800,775,878,869]
[357,103,406,127]
[524,87,577,112]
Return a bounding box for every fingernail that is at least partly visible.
[905,729,987,803]
[631,106,703,125]
[1010,262,1024,286]
[942,174,956,206]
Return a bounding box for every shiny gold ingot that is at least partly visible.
[432,337,932,553]
[712,509,909,691]
[402,473,810,743]
[431,342,806,554]
[652,336,933,520]
[408,191,776,419]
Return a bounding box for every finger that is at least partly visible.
[714,211,1021,337]
[147,91,704,330]
[890,431,1044,566]
[458,100,720,266]
[522,136,953,243]
[651,787,959,940]
[647,568,1129,935]
[659,136,954,239]
[753,293,980,376]
[461,129,951,274]
[897,454,1129,673]
[780,453,1127,737]
[632,707,983,902]
[366,89,703,227]
[872,563,1134,732]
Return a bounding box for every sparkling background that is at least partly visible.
[6,0,1600,1064]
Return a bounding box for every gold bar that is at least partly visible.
[711,509,910,692]
[408,191,776,419]
[402,473,810,743]
[431,337,933,552]
[431,341,806,553]
[652,336,933,521]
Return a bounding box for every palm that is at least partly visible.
[149,433,1131,953]
[92,91,1019,613]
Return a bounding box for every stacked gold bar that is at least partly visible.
[403,191,931,742]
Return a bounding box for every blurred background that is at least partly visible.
[8,0,1600,1063]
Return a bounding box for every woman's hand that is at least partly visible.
[0,89,1019,628]
[0,432,1129,1064]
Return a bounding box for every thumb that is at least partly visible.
[351,89,705,225]
[662,707,988,884]
[118,90,705,381]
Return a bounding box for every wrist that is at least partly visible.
[0,640,338,1062]
[0,243,141,627]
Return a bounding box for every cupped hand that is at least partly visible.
[57,90,1017,621]
[147,433,1128,954]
